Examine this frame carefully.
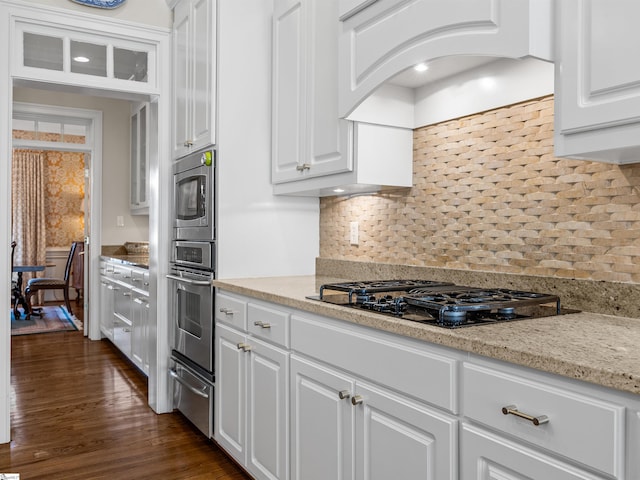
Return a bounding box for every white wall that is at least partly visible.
[13,87,150,245]
[216,0,319,279]
[19,0,172,28]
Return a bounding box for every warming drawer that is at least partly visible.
[170,358,214,438]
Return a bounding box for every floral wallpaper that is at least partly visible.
[44,151,85,247]
[12,130,85,248]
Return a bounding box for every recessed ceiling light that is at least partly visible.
[73,56,90,63]
[480,77,496,89]
[414,63,428,72]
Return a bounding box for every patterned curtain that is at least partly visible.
[12,149,47,301]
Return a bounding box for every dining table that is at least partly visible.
[12,264,46,319]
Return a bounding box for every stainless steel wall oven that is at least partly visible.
[172,148,215,241]
[168,147,217,438]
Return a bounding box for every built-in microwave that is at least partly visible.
[173,147,215,241]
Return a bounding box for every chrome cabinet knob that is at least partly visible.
[351,395,363,406]
[338,390,350,400]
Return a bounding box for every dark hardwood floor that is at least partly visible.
[2,303,251,480]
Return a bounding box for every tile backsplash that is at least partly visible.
[320,95,640,284]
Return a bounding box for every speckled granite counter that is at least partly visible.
[213,275,640,397]
[101,254,149,269]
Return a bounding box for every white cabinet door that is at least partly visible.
[190,0,216,152]
[172,0,191,158]
[272,0,304,183]
[354,382,457,480]
[130,101,149,214]
[290,354,355,480]
[461,423,606,480]
[99,277,114,341]
[172,0,216,159]
[272,0,352,185]
[555,0,640,163]
[131,293,149,374]
[246,337,289,480]
[215,324,247,464]
[216,323,289,480]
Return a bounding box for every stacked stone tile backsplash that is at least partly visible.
[319,95,640,289]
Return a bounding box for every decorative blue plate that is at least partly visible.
[70,0,126,9]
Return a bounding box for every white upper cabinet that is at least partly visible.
[172,0,216,159]
[130,101,149,214]
[338,0,553,117]
[272,0,353,185]
[272,0,413,196]
[554,0,640,164]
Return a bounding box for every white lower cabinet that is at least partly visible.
[99,258,150,375]
[215,309,290,480]
[131,291,149,375]
[290,354,457,480]
[462,362,625,478]
[290,355,355,480]
[215,290,639,480]
[99,275,114,341]
[461,423,607,480]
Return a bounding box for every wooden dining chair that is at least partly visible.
[10,241,21,318]
[24,241,79,318]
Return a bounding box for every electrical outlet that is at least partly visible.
[350,221,359,245]
[116,215,125,227]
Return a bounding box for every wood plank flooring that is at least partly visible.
[2,324,251,479]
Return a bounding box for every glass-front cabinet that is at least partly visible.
[14,21,158,95]
[130,101,149,214]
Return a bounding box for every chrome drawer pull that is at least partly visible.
[219,308,234,315]
[254,321,271,329]
[236,343,252,352]
[338,390,350,400]
[501,405,549,426]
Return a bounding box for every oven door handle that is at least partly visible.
[169,369,210,399]
[166,274,212,286]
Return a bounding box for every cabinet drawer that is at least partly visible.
[461,423,606,480]
[463,363,625,477]
[216,293,247,330]
[247,302,289,347]
[111,265,133,282]
[131,268,150,291]
[291,314,458,412]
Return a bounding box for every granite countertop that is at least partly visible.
[213,275,640,397]
[101,254,149,269]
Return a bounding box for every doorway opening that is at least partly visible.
[11,101,100,337]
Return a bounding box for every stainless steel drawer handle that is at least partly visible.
[237,343,252,352]
[501,405,549,426]
[166,274,212,286]
[253,321,271,329]
[169,369,209,399]
[296,163,311,171]
[351,395,363,406]
[220,308,235,315]
[338,390,350,400]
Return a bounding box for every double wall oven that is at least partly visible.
[168,148,216,438]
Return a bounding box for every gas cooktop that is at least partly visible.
[310,280,572,328]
